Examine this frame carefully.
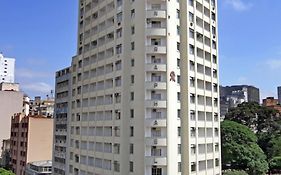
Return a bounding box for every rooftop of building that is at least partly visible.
[221,85,259,89]
[28,160,52,167]
[56,67,71,77]
[0,82,20,91]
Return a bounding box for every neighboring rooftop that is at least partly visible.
[29,160,52,167]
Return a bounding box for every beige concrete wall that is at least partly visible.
[0,83,19,91]
[0,91,23,156]
[26,117,54,163]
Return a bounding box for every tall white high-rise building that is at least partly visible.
[63,0,221,174]
[0,53,15,83]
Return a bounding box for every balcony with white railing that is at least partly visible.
[145,64,167,72]
[145,156,167,166]
[146,45,166,54]
[146,28,166,37]
[146,10,166,19]
[145,100,166,108]
[145,81,166,90]
[146,118,167,127]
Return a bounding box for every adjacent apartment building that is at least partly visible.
[53,67,71,175]
[0,53,15,83]
[57,0,221,174]
[29,96,55,118]
[25,160,52,175]
[0,83,24,157]
[262,97,281,113]
[10,114,54,175]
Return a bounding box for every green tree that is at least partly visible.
[223,169,248,175]
[269,156,281,174]
[225,102,280,133]
[0,168,15,175]
[221,120,268,175]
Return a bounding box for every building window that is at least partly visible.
[131,75,135,84]
[130,126,134,137]
[189,28,194,38]
[189,0,194,6]
[131,92,134,101]
[131,9,135,18]
[177,9,180,18]
[114,161,120,172]
[178,162,182,172]
[130,109,134,118]
[189,44,195,54]
[130,161,134,172]
[215,158,220,166]
[189,12,194,22]
[131,42,135,50]
[191,162,196,171]
[191,144,196,154]
[152,166,162,175]
[178,144,181,154]
[131,59,135,67]
[177,25,180,35]
[131,26,135,34]
[177,42,180,51]
[130,143,134,154]
[116,44,122,54]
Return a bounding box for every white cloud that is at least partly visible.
[225,0,253,11]
[21,82,53,94]
[266,59,281,70]
[16,68,53,79]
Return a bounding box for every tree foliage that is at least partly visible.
[221,120,268,175]
[223,169,248,175]
[0,168,15,175]
[269,156,281,173]
[225,102,280,133]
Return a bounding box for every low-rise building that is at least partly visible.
[25,160,52,175]
[29,96,54,118]
[0,82,24,157]
[263,97,281,113]
[10,114,54,175]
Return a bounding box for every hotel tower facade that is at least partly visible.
[55,0,221,174]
